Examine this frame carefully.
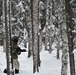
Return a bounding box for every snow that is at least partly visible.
[16,1,25,13]
[0,45,72,75]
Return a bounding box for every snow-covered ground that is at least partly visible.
[0,46,71,75]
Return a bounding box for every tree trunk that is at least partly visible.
[45,0,49,51]
[61,0,68,75]
[3,0,6,52]
[61,23,68,75]
[56,32,60,59]
[65,0,75,75]
[27,1,33,58]
[4,0,11,75]
[48,0,53,53]
[5,0,14,75]
[31,0,40,73]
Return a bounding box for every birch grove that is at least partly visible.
[0,0,76,74]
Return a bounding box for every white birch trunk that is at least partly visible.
[3,0,6,52]
[49,0,53,53]
[5,0,13,74]
[45,0,49,50]
[61,23,68,75]
[56,29,60,59]
[26,1,32,57]
[61,1,68,75]
[32,0,40,73]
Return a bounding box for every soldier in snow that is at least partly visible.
[3,36,26,74]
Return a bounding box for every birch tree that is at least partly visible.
[4,0,13,75]
[39,0,46,51]
[3,0,6,52]
[61,0,68,75]
[31,0,40,73]
[0,1,3,45]
[45,0,49,51]
[65,0,75,75]
[23,0,33,57]
[48,0,53,53]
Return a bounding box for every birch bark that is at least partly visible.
[32,0,40,73]
[61,0,68,75]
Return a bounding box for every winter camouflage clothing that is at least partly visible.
[4,36,26,74]
[3,36,20,74]
[12,36,19,59]
[12,41,18,59]
[12,36,20,73]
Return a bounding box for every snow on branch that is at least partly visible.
[16,1,25,13]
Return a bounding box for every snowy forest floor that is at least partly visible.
[0,45,75,75]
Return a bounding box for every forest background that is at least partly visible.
[0,0,76,75]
